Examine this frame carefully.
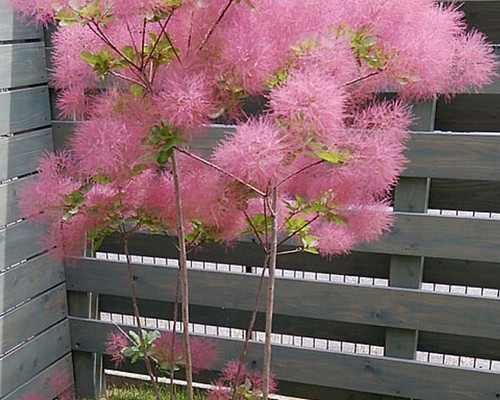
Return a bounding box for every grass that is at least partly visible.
[104,384,206,400]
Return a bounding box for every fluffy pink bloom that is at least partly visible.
[18,151,83,221]
[154,68,215,132]
[152,332,217,373]
[47,373,74,400]
[105,330,131,367]
[208,359,277,400]
[213,118,292,192]
[50,24,100,91]
[22,395,43,400]
[270,69,347,146]
[70,116,149,179]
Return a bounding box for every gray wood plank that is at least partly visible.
[386,177,428,361]
[435,94,500,133]
[100,233,500,289]
[0,284,67,355]
[99,232,391,277]
[0,320,71,398]
[100,294,386,346]
[66,258,500,340]
[404,132,500,181]
[0,43,47,89]
[429,179,500,213]
[0,252,64,313]
[0,221,46,270]
[424,257,500,289]
[0,0,41,41]
[0,87,51,135]
[359,212,500,263]
[0,128,53,181]
[2,354,73,400]
[71,318,500,400]
[68,291,105,399]
[459,1,500,43]
[419,331,500,361]
[52,122,500,181]
[0,176,33,226]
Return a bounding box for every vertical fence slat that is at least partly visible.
[68,291,105,399]
[384,101,435,398]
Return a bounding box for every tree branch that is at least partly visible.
[173,146,266,197]
[197,0,236,52]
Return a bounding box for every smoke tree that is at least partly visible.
[13,0,497,399]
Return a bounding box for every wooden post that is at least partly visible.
[68,291,105,399]
[384,100,435,397]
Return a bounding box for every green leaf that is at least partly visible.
[157,149,171,165]
[80,50,98,66]
[92,236,104,252]
[130,84,144,98]
[92,173,111,184]
[304,247,319,255]
[56,8,78,24]
[316,150,344,164]
[121,45,136,61]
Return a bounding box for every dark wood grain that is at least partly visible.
[0,284,67,355]
[66,258,500,340]
[0,320,71,398]
[71,318,500,400]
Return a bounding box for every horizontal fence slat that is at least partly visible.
[100,294,386,346]
[403,132,500,181]
[53,122,500,182]
[419,331,500,360]
[429,178,500,213]
[0,87,51,135]
[0,221,46,270]
[0,1,41,41]
[0,43,47,89]
[0,128,52,181]
[0,284,67,355]
[0,176,33,226]
[71,318,500,400]
[0,253,64,313]
[100,232,391,277]
[424,257,500,289]
[435,94,500,133]
[2,354,73,400]
[101,233,500,289]
[0,320,71,398]
[460,1,500,43]
[67,258,500,340]
[359,212,500,262]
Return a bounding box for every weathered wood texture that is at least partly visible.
[0,87,51,135]
[0,128,53,181]
[0,43,47,89]
[67,258,500,342]
[99,232,500,289]
[0,321,71,398]
[0,0,41,41]
[71,318,500,400]
[0,176,31,226]
[0,9,73,399]
[2,354,73,400]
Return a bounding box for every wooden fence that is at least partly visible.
[1,0,500,399]
[0,1,73,398]
[61,3,500,397]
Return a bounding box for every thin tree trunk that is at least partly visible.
[123,235,163,400]
[169,267,182,400]
[263,189,278,400]
[171,150,194,400]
